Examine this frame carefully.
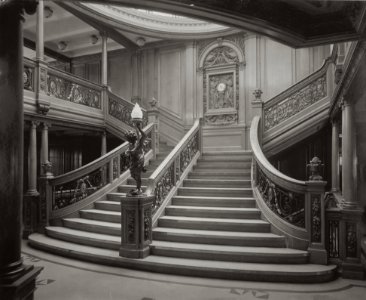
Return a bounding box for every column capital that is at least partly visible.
[30,120,40,128]
[42,121,51,129]
[100,31,108,38]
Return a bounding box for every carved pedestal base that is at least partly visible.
[308,245,328,265]
[342,260,364,280]
[119,195,154,259]
[1,265,43,300]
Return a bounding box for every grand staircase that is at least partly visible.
[29,150,337,283]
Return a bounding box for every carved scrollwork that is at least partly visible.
[144,209,151,241]
[328,219,340,258]
[311,195,321,243]
[204,46,239,68]
[346,222,357,258]
[109,97,148,128]
[264,75,327,131]
[204,113,238,126]
[256,165,305,227]
[23,66,34,91]
[47,73,101,109]
[127,210,135,244]
[53,170,103,210]
[153,164,175,212]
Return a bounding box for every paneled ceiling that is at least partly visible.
[23,0,366,60]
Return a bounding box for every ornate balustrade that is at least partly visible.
[250,116,327,263]
[38,123,155,228]
[47,65,103,109]
[107,89,148,130]
[146,119,203,224]
[24,57,36,92]
[263,47,337,132]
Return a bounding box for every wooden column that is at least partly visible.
[331,119,340,192]
[40,122,49,174]
[101,31,108,86]
[341,100,356,209]
[0,1,42,298]
[26,121,39,196]
[36,0,44,60]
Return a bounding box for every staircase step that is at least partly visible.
[152,228,285,247]
[80,209,120,223]
[63,218,120,236]
[165,206,260,219]
[45,227,120,250]
[150,241,309,264]
[189,170,251,179]
[196,161,251,169]
[28,234,336,283]
[107,192,127,202]
[202,151,252,157]
[200,155,252,162]
[172,195,256,208]
[183,178,251,188]
[158,216,270,232]
[178,187,253,197]
[95,200,120,211]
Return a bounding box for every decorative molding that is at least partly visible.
[311,194,321,243]
[127,209,135,244]
[346,222,357,258]
[204,113,238,126]
[23,65,34,91]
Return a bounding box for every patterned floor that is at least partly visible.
[22,241,366,300]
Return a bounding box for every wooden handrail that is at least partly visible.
[250,116,306,192]
[50,123,154,186]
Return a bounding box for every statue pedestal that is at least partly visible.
[119,195,154,259]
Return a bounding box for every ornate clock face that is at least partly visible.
[217,82,226,92]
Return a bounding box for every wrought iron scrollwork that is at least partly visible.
[47,73,101,108]
[311,195,321,242]
[53,169,103,210]
[328,219,340,258]
[180,133,199,175]
[256,164,305,227]
[153,164,175,212]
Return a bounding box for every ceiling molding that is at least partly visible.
[56,1,139,51]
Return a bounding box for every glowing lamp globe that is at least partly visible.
[131,103,143,122]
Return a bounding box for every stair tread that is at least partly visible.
[151,241,308,255]
[184,179,251,183]
[160,216,268,224]
[167,206,259,212]
[63,218,120,228]
[29,234,336,275]
[173,195,255,200]
[179,187,252,191]
[153,227,277,237]
[81,209,120,216]
[46,226,120,242]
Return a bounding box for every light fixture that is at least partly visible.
[57,41,67,51]
[131,103,143,121]
[136,37,146,47]
[44,6,53,18]
[90,34,99,45]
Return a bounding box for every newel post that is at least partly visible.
[305,157,327,264]
[119,195,154,258]
[38,161,54,233]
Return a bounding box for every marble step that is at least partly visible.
[63,218,120,236]
[196,161,251,169]
[171,195,256,208]
[28,233,337,283]
[150,241,309,264]
[94,200,121,211]
[188,170,251,179]
[45,226,120,250]
[158,216,270,232]
[165,206,261,219]
[80,209,120,223]
[199,155,252,162]
[177,187,253,197]
[183,178,251,188]
[193,166,251,173]
[152,227,285,247]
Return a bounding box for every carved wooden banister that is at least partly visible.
[38,123,155,226]
[250,116,327,263]
[146,119,203,224]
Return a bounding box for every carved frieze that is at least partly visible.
[311,195,321,243]
[264,75,327,131]
[346,222,357,258]
[204,46,239,68]
[127,210,135,244]
[23,66,34,91]
[204,113,238,126]
[208,73,235,110]
[47,73,101,109]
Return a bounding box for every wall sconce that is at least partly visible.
[90,34,99,45]
[57,41,67,51]
[44,6,53,18]
[136,37,146,47]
